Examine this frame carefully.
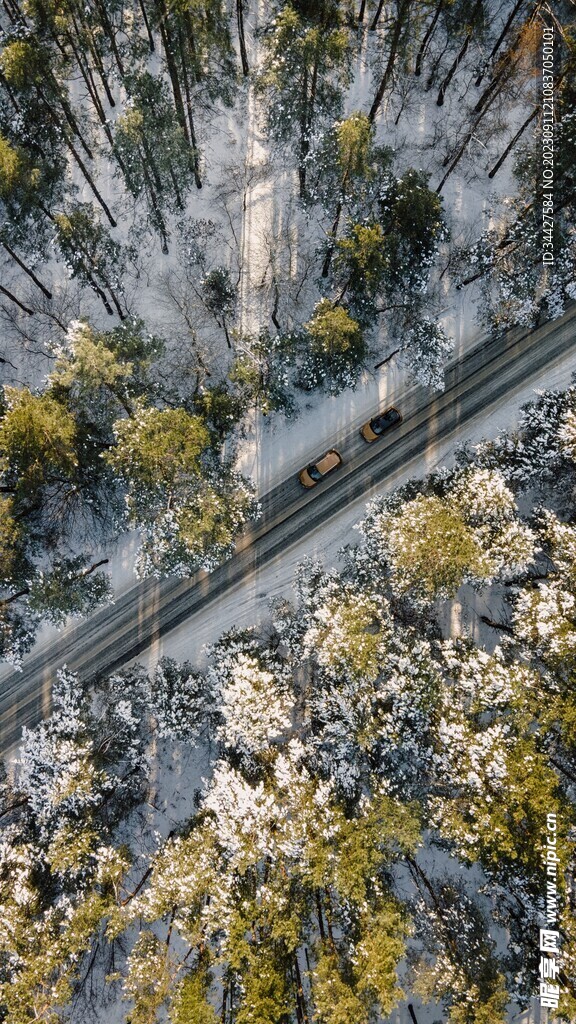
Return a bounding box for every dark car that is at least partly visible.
[299,449,343,488]
[360,406,402,442]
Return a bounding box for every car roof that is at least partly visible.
[316,449,341,474]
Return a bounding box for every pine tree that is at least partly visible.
[104,404,257,577]
[298,298,366,392]
[257,1,353,196]
[54,205,127,318]
[49,318,162,427]
[359,466,535,601]
[113,73,197,252]
[146,655,215,741]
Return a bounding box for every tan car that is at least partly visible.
[299,449,343,488]
[360,406,402,442]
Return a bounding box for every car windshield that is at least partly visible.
[307,465,323,481]
[371,410,399,433]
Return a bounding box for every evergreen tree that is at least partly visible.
[228,330,296,417]
[54,204,127,318]
[359,467,535,600]
[0,316,209,663]
[113,72,197,252]
[0,132,57,259]
[0,666,144,1022]
[49,317,163,428]
[257,1,353,195]
[104,404,257,577]
[146,655,215,741]
[298,298,366,392]
[333,168,445,320]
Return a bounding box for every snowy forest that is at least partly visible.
[3,384,576,1023]
[0,0,575,659]
[1,0,576,1022]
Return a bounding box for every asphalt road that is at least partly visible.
[1,305,575,752]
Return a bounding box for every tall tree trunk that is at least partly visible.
[474,0,528,86]
[357,0,367,22]
[83,67,124,168]
[120,863,155,905]
[140,138,164,194]
[323,888,337,950]
[65,136,117,228]
[297,41,321,198]
[315,890,326,941]
[368,0,411,121]
[457,239,523,289]
[436,0,484,104]
[474,5,542,115]
[80,558,110,578]
[302,48,320,188]
[168,165,184,209]
[138,0,156,53]
[436,79,503,191]
[237,0,249,75]
[1,585,32,606]
[183,11,201,83]
[95,268,126,318]
[424,35,451,90]
[37,198,56,223]
[94,0,126,77]
[406,857,463,962]
[138,146,170,253]
[298,65,309,198]
[488,104,539,177]
[84,272,115,316]
[0,283,34,315]
[322,201,343,277]
[436,30,471,105]
[414,0,445,76]
[67,12,115,108]
[156,3,201,186]
[65,26,109,123]
[370,0,385,31]
[454,192,567,287]
[177,29,202,187]
[221,316,231,349]
[63,233,119,314]
[473,51,517,115]
[38,79,94,160]
[1,241,52,298]
[480,615,514,634]
[321,142,358,276]
[2,0,24,27]
[293,955,309,1024]
[154,0,191,144]
[86,35,116,107]
[58,97,93,159]
[0,68,20,111]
